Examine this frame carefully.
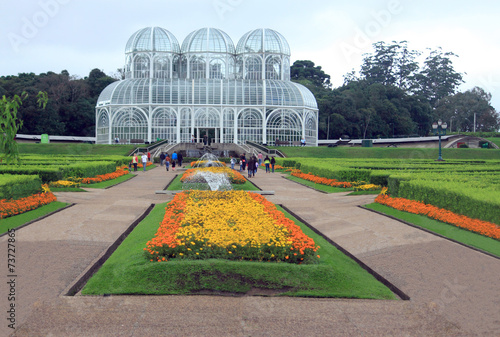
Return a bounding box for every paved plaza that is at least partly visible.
[1,165,499,336]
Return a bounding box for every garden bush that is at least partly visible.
[0,174,42,200]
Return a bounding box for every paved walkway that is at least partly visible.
[1,165,499,336]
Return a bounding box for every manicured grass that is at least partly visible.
[284,175,353,193]
[271,146,500,160]
[486,137,500,147]
[364,203,500,258]
[81,172,136,189]
[82,202,396,299]
[347,190,381,196]
[50,187,86,192]
[0,201,70,234]
[166,174,260,191]
[18,143,136,156]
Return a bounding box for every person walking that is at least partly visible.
[172,151,178,165]
[270,156,276,173]
[141,153,148,172]
[301,137,306,146]
[159,152,165,166]
[252,155,258,175]
[147,151,151,162]
[264,156,271,173]
[258,152,263,166]
[132,153,138,172]
[247,156,254,178]
[165,154,170,171]
[230,156,236,170]
[177,152,183,167]
[240,153,246,172]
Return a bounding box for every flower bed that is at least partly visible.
[288,169,352,188]
[181,166,246,184]
[49,180,81,188]
[79,166,129,184]
[375,194,500,240]
[189,160,226,167]
[0,184,57,219]
[144,190,319,263]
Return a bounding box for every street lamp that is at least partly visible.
[432,119,448,161]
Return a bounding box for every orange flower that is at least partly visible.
[375,194,500,240]
[290,169,352,188]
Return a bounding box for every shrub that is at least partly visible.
[0,174,42,200]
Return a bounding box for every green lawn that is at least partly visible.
[82,202,397,299]
[0,201,70,234]
[81,173,136,189]
[272,146,500,160]
[364,203,500,258]
[18,143,136,156]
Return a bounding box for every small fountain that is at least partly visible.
[182,153,232,191]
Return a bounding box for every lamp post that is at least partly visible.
[432,119,447,161]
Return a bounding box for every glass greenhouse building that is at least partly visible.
[95,27,318,145]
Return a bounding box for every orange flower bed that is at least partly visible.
[144,191,319,263]
[81,167,129,184]
[0,186,57,219]
[248,193,318,255]
[290,169,352,188]
[375,194,500,240]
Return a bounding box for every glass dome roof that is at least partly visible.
[125,27,180,54]
[181,28,236,54]
[236,29,290,55]
[97,79,317,109]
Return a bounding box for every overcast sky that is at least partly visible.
[1,0,499,110]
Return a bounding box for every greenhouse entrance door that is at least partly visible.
[197,128,220,145]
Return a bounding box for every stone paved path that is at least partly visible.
[1,165,499,336]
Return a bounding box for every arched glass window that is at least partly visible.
[265,56,281,80]
[244,56,262,80]
[152,108,177,141]
[112,107,148,143]
[223,108,235,143]
[304,111,317,145]
[154,55,170,79]
[133,54,150,79]
[190,55,206,79]
[195,108,220,128]
[266,109,302,144]
[180,107,191,142]
[96,109,109,144]
[209,58,226,79]
[238,108,262,143]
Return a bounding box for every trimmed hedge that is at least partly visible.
[0,166,63,183]
[0,174,42,200]
[397,179,499,224]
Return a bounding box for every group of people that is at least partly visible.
[159,151,183,171]
[235,152,276,177]
[130,151,151,172]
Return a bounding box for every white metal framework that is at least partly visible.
[96,27,318,145]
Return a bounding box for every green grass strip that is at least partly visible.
[82,202,396,299]
[166,174,260,191]
[50,187,86,192]
[284,174,353,193]
[364,203,500,258]
[81,173,135,189]
[0,201,70,235]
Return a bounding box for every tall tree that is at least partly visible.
[434,87,499,132]
[415,48,464,107]
[359,41,421,91]
[290,60,331,88]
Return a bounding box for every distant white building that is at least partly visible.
[95,27,318,145]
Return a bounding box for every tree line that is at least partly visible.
[1,41,499,139]
[0,69,116,137]
[291,41,499,139]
